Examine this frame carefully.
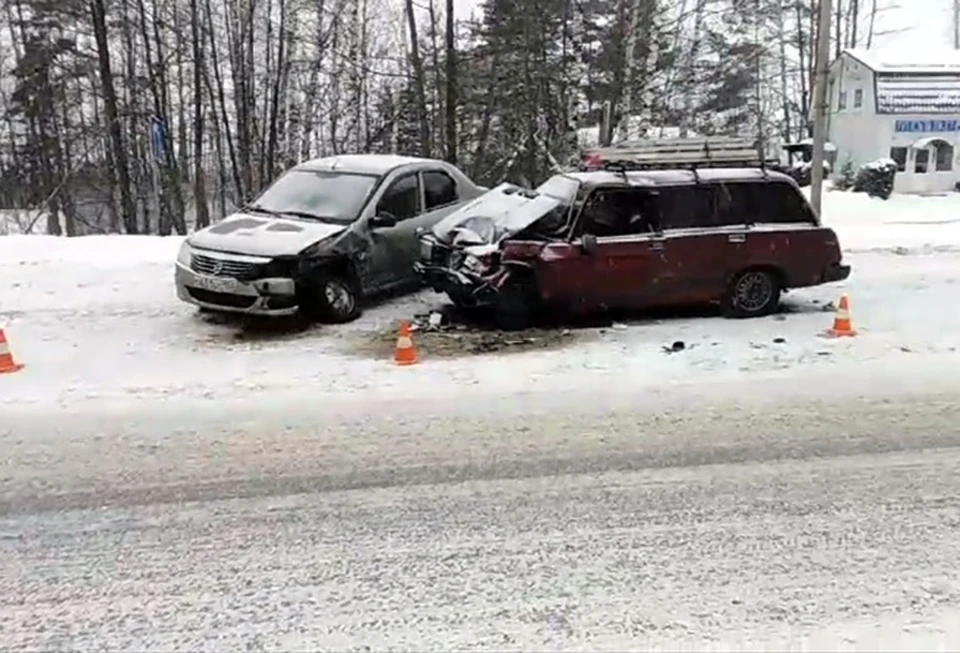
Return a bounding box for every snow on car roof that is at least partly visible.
[844,48,960,74]
[566,167,797,188]
[296,154,445,175]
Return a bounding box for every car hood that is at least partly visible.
[188,213,347,257]
[431,183,563,246]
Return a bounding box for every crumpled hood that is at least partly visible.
[188,213,347,257]
[431,183,563,246]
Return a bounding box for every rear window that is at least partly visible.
[714,181,816,225]
[755,182,816,224]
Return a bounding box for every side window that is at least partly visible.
[935,142,954,171]
[853,88,863,108]
[376,173,421,220]
[658,186,715,230]
[838,90,847,111]
[756,182,816,224]
[889,147,907,172]
[579,189,654,237]
[422,170,458,210]
[713,183,751,227]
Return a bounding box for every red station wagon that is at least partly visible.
[414,168,851,330]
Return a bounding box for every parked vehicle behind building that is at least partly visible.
[175,154,485,322]
[415,166,851,330]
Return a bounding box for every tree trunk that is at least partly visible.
[191,0,211,228]
[404,0,432,156]
[444,0,457,163]
[90,0,137,234]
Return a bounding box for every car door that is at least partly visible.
[654,183,750,304]
[557,187,668,311]
[368,171,423,288]
[402,169,462,269]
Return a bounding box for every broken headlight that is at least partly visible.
[461,253,490,274]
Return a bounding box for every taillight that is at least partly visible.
[582,152,603,169]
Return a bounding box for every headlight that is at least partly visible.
[176,241,192,266]
[462,254,484,272]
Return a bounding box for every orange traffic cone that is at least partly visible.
[0,327,24,374]
[824,294,858,337]
[393,321,418,366]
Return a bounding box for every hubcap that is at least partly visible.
[735,272,773,312]
[324,281,354,315]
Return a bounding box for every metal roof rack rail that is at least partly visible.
[583,136,777,171]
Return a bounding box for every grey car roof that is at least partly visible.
[565,167,799,188]
[295,154,448,175]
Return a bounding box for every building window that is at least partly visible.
[889,147,907,172]
[853,89,863,108]
[838,91,847,111]
[915,149,930,174]
[936,142,954,171]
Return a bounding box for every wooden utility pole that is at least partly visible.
[810,0,833,218]
[954,0,959,48]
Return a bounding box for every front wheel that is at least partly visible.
[721,269,781,318]
[301,274,363,323]
[493,276,539,331]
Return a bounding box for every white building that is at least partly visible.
[827,48,960,194]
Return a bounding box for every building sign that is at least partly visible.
[895,119,960,133]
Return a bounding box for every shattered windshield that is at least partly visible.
[247,170,379,224]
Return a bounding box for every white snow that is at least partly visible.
[2,189,960,412]
[845,47,960,74]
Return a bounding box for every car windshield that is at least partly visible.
[247,170,379,224]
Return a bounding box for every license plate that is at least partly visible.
[191,275,237,293]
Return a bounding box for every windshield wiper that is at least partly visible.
[277,210,339,223]
[244,204,284,217]
[244,205,340,223]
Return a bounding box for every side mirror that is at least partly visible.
[370,213,397,229]
[580,233,598,255]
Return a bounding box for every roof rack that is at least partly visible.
[584,136,778,170]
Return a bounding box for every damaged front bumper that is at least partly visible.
[175,261,299,316]
[414,261,505,305]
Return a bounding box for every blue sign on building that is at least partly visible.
[149,115,167,163]
[894,119,960,133]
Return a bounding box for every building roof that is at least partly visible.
[876,75,960,113]
[843,48,960,74]
[838,49,960,113]
[297,154,438,175]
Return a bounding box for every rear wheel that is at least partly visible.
[301,273,363,323]
[721,268,781,318]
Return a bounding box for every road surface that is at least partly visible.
[3,379,960,651]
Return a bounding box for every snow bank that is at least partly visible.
[0,234,183,266]
[2,188,960,412]
[812,187,960,253]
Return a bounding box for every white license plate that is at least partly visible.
[191,275,238,293]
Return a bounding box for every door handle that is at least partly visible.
[728,233,746,243]
[649,239,665,251]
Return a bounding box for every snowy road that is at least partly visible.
[3,385,960,650]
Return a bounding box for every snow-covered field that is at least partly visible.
[2,188,960,412]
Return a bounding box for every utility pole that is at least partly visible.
[810,0,833,218]
[954,0,959,48]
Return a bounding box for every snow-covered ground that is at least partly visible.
[2,188,960,412]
